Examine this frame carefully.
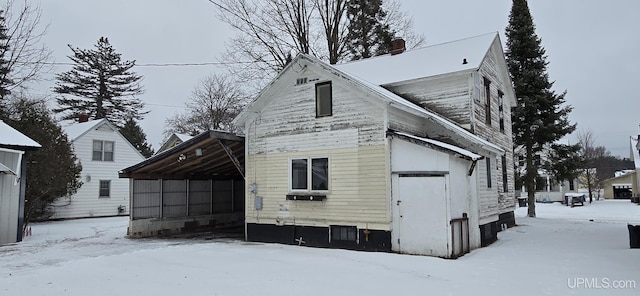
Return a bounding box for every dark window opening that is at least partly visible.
[316,81,332,117]
[498,90,505,132]
[486,157,492,188]
[501,155,508,192]
[484,77,491,125]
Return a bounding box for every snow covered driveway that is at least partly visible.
[1,200,639,296]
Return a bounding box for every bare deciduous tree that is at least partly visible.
[577,129,599,203]
[313,0,348,64]
[1,0,51,92]
[164,74,247,138]
[209,0,423,90]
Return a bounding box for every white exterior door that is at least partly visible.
[392,175,449,256]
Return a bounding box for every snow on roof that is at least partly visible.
[395,131,483,161]
[175,133,193,142]
[0,120,41,148]
[335,33,498,85]
[63,119,108,141]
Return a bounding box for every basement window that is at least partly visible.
[331,225,357,242]
[315,81,332,117]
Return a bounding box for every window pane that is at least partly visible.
[104,152,114,161]
[104,141,114,152]
[92,151,103,161]
[316,82,332,117]
[291,159,308,190]
[311,158,328,190]
[92,141,103,161]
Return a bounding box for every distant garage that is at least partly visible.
[119,131,245,237]
[602,172,636,199]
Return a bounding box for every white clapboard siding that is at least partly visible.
[52,121,145,219]
[385,73,472,126]
[245,65,391,230]
[245,145,390,230]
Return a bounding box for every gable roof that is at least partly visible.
[334,32,498,85]
[234,53,503,155]
[63,119,112,141]
[62,118,145,159]
[0,120,41,150]
[157,133,195,154]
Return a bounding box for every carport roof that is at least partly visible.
[119,130,244,180]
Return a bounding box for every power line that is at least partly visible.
[40,61,258,67]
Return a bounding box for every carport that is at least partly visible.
[119,131,245,237]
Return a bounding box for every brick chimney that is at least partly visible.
[78,112,89,123]
[390,38,405,55]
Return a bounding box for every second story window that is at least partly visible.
[316,81,332,117]
[93,140,114,161]
[498,90,505,132]
[484,77,491,126]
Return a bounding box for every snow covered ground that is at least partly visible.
[1,200,639,296]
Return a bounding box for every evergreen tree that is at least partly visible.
[3,97,82,226]
[120,118,154,158]
[53,37,146,128]
[346,0,395,60]
[0,10,13,110]
[506,0,576,217]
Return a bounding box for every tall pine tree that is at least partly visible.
[54,37,146,127]
[345,0,395,60]
[120,118,154,158]
[506,0,576,217]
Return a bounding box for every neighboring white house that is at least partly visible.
[0,120,40,245]
[335,32,517,243]
[233,34,513,257]
[156,133,194,154]
[51,119,145,219]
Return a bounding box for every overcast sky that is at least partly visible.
[29,0,640,158]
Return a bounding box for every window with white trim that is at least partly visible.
[99,180,111,198]
[290,157,329,191]
[93,140,114,161]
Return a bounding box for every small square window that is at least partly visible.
[316,82,332,117]
[92,140,115,161]
[99,180,111,198]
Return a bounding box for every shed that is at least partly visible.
[0,120,40,245]
[119,130,245,237]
